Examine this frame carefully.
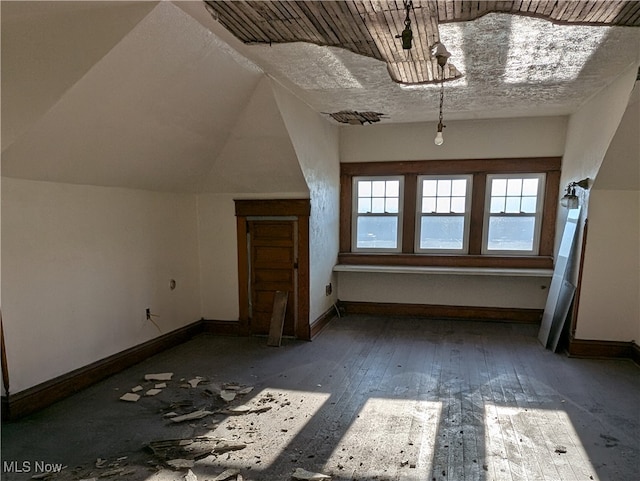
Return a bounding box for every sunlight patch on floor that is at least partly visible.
[324,398,442,479]
[204,388,331,470]
[483,404,599,481]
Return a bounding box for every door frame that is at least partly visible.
[235,199,310,340]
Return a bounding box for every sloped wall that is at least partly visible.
[272,81,341,322]
[196,77,310,321]
[573,79,640,342]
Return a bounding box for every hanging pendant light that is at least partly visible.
[432,42,450,146]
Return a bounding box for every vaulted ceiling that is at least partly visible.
[2,1,639,193]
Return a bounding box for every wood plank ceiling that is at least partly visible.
[204,0,640,85]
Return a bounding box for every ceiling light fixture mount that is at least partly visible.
[432,42,451,146]
[560,178,590,208]
[396,1,413,50]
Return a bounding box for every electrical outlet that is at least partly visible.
[325,283,332,296]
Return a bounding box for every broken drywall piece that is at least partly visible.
[223,405,271,415]
[237,386,254,395]
[167,459,195,469]
[213,468,240,481]
[292,468,331,480]
[131,385,143,393]
[98,467,127,478]
[119,393,141,402]
[220,390,236,402]
[155,383,167,389]
[227,405,251,414]
[184,470,198,481]
[164,412,179,418]
[250,405,272,414]
[170,410,213,423]
[188,377,204,388]
[145,372,173,381]
[213,440,247,454]
[148,437,220,460]
[145,388,163,396]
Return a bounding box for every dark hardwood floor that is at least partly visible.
[2,316,638,481]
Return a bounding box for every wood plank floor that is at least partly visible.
[2,316,639,481]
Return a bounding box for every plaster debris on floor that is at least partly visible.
[17,371,293,481]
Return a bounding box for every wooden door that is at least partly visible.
[248,220,297,336]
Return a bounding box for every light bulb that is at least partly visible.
[434,131,444,145]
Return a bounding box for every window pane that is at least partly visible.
[356,216,398,249]
[385,198,399,213]
[436,197,451,213]
[372,197,385,213]
[386,180,399,197]
[423,180,437,196]
[451,197,466,213]
[451,179,467,196]
[522,178,539,195]
[358,198,371,213]
[422,197,436,213]
[358,181,371,197]
[507,178,522,196]
[487,216,535,251]
[420,216,464,250]
[505,197,521,213]
[372,181,385,197]
[490,196,505,213]
[492,179,507,196]
[437,180,452,196]
[521,196,537,213]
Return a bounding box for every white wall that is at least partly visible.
[338,272,550,308]
[197,193,239,321]
[560,63,639,222]
[337,116,567,309]
[570,75,640,342]
[1,178,202,393]
[272,80,341,322]
[341,116,567,163]
[576,190,639,342]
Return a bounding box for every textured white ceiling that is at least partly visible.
[225,12,640,123]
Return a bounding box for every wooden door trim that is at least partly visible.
[235,199,310,340]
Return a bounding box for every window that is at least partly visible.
[340,158,560,269]
[483,174,545,255]
[416,175,472,253]
[352,176,403,251]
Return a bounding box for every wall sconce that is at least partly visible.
[560,178,590,208]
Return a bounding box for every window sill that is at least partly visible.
[337,253,554,270]
[334,264,553,278]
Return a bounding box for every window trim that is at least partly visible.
[415,174,473,254]
[339,158,561,270]
[482,173,546,256]
[351,175,404,253]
